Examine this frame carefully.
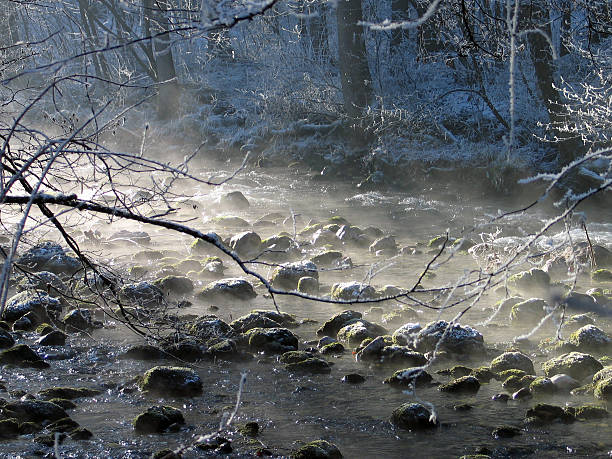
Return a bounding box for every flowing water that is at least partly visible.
[2,159,611,458]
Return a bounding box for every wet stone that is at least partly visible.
[197,278,257,302]
[153,275,194,295]
[490,351,535,375]
[550,374,580,392]
[529,377,556,396]
[568,325,611,352]
[139,366,203,397]
[337,320,387,347]
[3,400,67,423]
[384,368,433,388]
[245,327,298,354]
[542,352,603,381]
[512,387,532,400]
[119,344,164,360]
[2,291,62,323]
[219,191,250,210]
[133,405,185,434]
[0,344,49,369]
[38,387,101,400]
[525,404,574,423]
[0,419,19,439]
[439,376,480,394]
[330,281,377,301]
[391,403,438,430]
[294,439,342,459]
[271,261,318,291]
[342,373,365,384]
[492,425,521,439]
[62,309,93,332]
[36,330,67,346]
[414,320,484,355]
[285,358,331,375]
[317,310,362,338]
[320,342,345,355]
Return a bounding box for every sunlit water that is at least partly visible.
[2,160,611,458]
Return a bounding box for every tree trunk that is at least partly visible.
[525,2,584,165]
[391,0,411,48]
[336,0,373,121]
[145,0,179,119]
[560,0,571,57]
[408,0,442,55]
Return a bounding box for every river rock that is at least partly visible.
[245,327,298,353]
[279,351,316,364]
[508,268,550,297]
[413,320,484,355]
[569,405,609,420]
[153,276,194,295]
[391,403,438,430]
[0,419,19,439]
[119,344,164,360]
[121,282,164,308]
[317,310,362,337]
[16,241,81,276]
[320,342,345,354]
[391,323,422,346]
[62,309,93,332]
[209,215,249,228]
[12,313,35,331]
[525,403,574,423]
[592,269,612,282]
[188,315,234,342]
[285,357,331,374]
[568,325,611,352]
[17,271,68,297]
[0,329,14,349]
[550,374,581,392]
[356,337,427,366]
[219,191,249,210]
[229,231,261,258]
[133,405,185,433]
[369,236,398,256]
[490,351,535,374]
[294,439,342,459]
[527,377,555,396]
[510,298,549,324]
[384,368,433,387]
[2,291,62,323]
[311,250,344,267]
[139,366,203,397]
[439,376,480,394]
[337,320,387,347]
[230,310,296,333]
[36,330,67,346]
[336,225,371,247]
[197,278,257,301]
[297,276,319,295]
[198,256,225,278]
[38,387,101,400]
[330,282,378,301]
[270,260,318,291]
[4,400,68,427]
[542,352,603,380]
[0,344,48,368]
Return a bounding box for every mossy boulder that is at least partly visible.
[197,278,257,301]
[369,236,398,256]
[17,271,68,296]
[317,310,362,338]
[492,425,521,439]
[525,404,574,423]
[508,268,550,297]
[569,405,609,420]
[154,276,194,295]
[219,191,249,210]
[119,344,164,360]
[245,327,298,354]
[279,351,316,364]
[2,291,62,323]
[0,329,14,349]
[285,358,331,374]
[413,320,484,355]
[0,344,48,368]
[121,282,164,308]
[229,231,262,258]
[294,439,342,459]
[592,269,612,282]
[16,241,81,276]
[297,276,319,295]
[271,261,318,291]
[568,325,611,352]
[209,215,249,228]
[384,368,433,387]
[133,405,185,433]
[391,403,438,430]
[2,400,67,423]
[510,298,548,324]
[542,352,603,381]
[337,320,387,347]
[38,387,101,400]
[470,367,496,383]
[139,366,203,397]
[36,330,67,346]
[311,251,343,267]
[529,377,556,396]
[320,342,345,354]
[187,315,234,342]
[594,377,612,401]
[0,419,19,438]
[439,376,480,394]
[230,310,296,333]
[391,323,422,346]
[330,282,377,301]
[62,308,93,332]
[490,351,535,375]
